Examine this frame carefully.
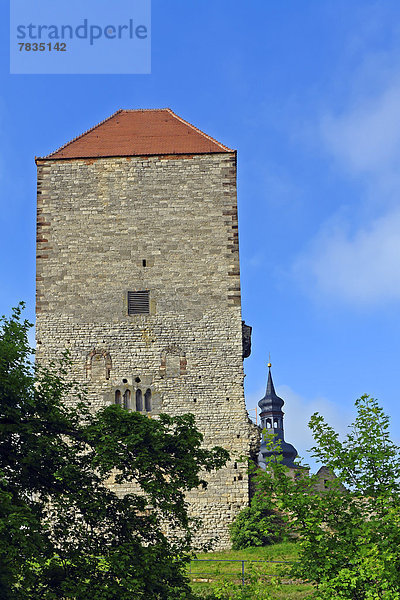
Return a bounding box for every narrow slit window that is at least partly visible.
[123,390,131,410]
[115,390,122,405]
[136,389,143,411]
[128,290,150,315]
[145,389,152,412]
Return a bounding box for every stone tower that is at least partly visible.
[35,108,258,549]
[258,363,298,469]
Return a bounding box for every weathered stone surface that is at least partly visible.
[36,152,259,550]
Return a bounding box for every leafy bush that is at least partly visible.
[230,491,286,550]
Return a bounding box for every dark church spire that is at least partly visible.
[266,366,277,396]
[258,362,298,469]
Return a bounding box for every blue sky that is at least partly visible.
[2,0,400,467]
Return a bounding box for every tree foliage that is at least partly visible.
[256,395,400,600]
[229,491,286,550]
[0,305,229,599]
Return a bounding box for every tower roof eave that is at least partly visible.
[36,108,235,161]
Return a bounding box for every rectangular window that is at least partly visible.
[128,290,150,315]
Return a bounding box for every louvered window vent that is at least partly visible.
[128,291,150,315]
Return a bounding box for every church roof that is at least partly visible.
[258,364,299,469]
[39,109,234,160]
[258,367,284,413]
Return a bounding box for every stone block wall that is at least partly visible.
[36,152,258,549]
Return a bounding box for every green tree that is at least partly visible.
[229,490,286,550]
[0,305,229,599]
[257,395,400,600]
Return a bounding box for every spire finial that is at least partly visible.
[267,353,272,369]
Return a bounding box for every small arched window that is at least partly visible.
[87,350,112,381]
[136,389,143,412]
[266,419,272,429]
[145,389,152,412]
[115,390,122,405]
[123,390,131,410]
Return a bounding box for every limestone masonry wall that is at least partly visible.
[36,152,258,549]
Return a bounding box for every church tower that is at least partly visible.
[35,109,258,549]
[258,363,298,469]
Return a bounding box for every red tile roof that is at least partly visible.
[40,109,233,160]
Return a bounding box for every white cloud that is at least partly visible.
[277,385,354,459]
[294,208,400,305]
[294,75,400,306]
[321,82,400,177]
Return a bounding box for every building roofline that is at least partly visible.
[35,108,234,161]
